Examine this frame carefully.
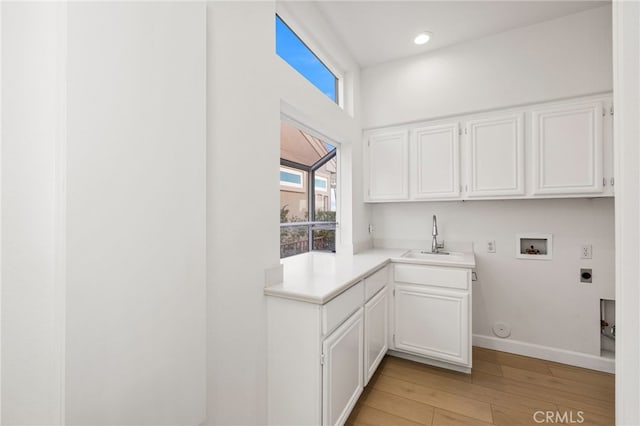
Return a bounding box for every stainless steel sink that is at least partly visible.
[401,249,464,260]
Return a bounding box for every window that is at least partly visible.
[280,121,337,258]
[315,176,328,191]
[275,15,338,103]
[280,168,304,189]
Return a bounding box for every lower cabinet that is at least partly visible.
[267,266,389,426]
[267,261,473,426]
[394,284,469,366]
[391,264,472,370]
[322,308,364,426]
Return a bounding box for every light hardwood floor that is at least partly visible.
[347,347,615,426]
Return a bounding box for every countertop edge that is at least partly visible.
[264,251,476,305]
[389,257,476,269]
[264,259,390,304]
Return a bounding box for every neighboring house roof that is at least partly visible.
[280,121,335,168]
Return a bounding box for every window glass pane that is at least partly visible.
[280,169,309,223]
[276,15,337,103]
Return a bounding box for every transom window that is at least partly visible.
[280,121,337,258]
[280,168,304,188]
[275,15,338,104]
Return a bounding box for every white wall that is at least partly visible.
[1,2,364,424]
[613,0,640,423]
[373,199,614,358]
[206,2,365,424]
[361,5,612,129]
[206,3,278,424]
[363,5,615,366]
[1,3,64,424]
[65,3,206,424]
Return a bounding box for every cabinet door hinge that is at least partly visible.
[603,177,606,187]
[393,334,396,345]
[611,177,615,186]
[610,106,614,116]
[320,353,325,365]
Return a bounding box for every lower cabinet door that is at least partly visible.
[394,284,469,366]
[364,288,388,385]
[322,308,364,426]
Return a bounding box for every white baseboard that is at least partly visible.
[473,334,615,373]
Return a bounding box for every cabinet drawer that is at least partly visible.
[322,281,365,336]
[364,266,389,300]
[394,264,469,290]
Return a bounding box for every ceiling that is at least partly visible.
[315,1,610,68]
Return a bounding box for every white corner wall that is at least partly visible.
[65,3,207,424]
[1,3,65,424]
[363,5,615,367]
[206,2,366,423]
[206,3,279,424]
[613,0,640,423]
[361,5,613,129]
[2,1,365,424]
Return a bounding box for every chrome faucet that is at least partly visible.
[431,215,444,253]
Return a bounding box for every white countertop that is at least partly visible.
[264,248,476,304]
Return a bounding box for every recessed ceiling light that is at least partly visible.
[414,32,432,45]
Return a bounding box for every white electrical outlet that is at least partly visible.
[581,244,592,259]
[487,240,496,253]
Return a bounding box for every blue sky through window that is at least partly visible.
[276,15,337,103]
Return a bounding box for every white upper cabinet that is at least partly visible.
[466,114,525,197]
[411,123,460,199]
[531,101,604,195]
[364,130,409,201]
[362,94,612,203]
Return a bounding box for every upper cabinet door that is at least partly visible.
[532,102,604,195]
[411,123,460,199]
[364,130,409,201]
[466,114,525,198]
